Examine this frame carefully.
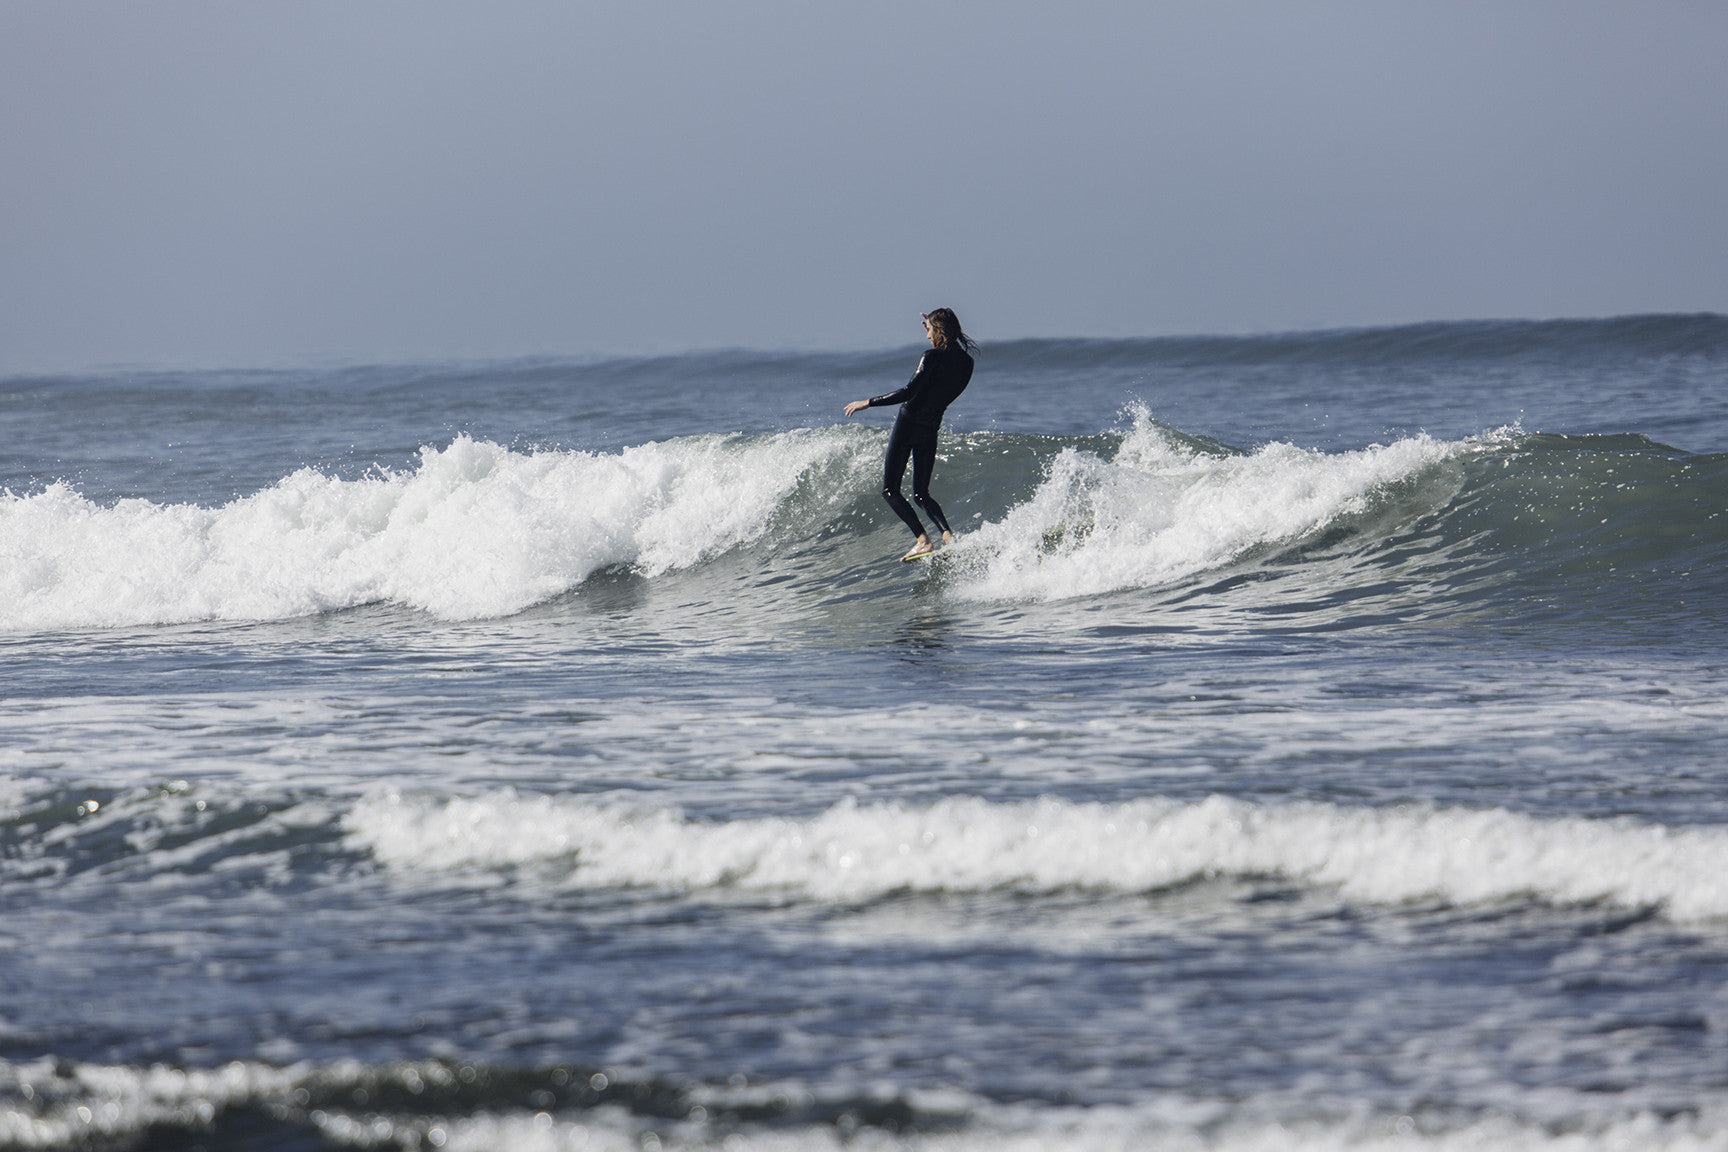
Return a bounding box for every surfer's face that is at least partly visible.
[922,316,937,346]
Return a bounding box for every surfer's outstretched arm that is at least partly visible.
[863,353,932,411]
[843,351,936,419]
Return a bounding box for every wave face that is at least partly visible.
[345,791,1728,922]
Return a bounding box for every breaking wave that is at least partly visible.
[943,411,1480,601]
[347,791,1728,922]
[3,407,1722,632]
[0,430,864,630]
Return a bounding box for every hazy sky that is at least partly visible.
[3,2,1725,371]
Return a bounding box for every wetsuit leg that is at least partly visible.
[909,424,952,535]
[881,419,927,537]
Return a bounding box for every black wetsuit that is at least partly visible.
[864,344,974,539]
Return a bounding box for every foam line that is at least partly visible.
[345,792,1728,921]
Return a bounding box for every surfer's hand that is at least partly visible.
[843,400,869,417]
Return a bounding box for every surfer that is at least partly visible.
[843,308,977,561]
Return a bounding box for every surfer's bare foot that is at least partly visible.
[902,537,935,561]
[941,530,955,546]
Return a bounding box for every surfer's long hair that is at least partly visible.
[923,308,978,353]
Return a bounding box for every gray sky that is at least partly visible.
[3,1,1726,371]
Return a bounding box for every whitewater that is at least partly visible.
[0,414,1494,631]
[4,315,1728,1151]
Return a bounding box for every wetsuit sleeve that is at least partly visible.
[866,353,931,408]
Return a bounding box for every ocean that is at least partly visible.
[2,314,1726,1151]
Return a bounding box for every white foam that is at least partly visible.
[419,1108,1728,1152]
[344,792,1728,922]
[4,1056,1725,1151]
[0,1058,300,1147]
[0,431,857,631]
[951,410,1481,601]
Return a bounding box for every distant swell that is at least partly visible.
[346,792,1728,922]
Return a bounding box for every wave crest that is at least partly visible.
[345,792,1728,922]
[0,431,859,631]
[946,410,1486,601]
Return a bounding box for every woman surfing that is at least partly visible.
[843,308,977,561]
